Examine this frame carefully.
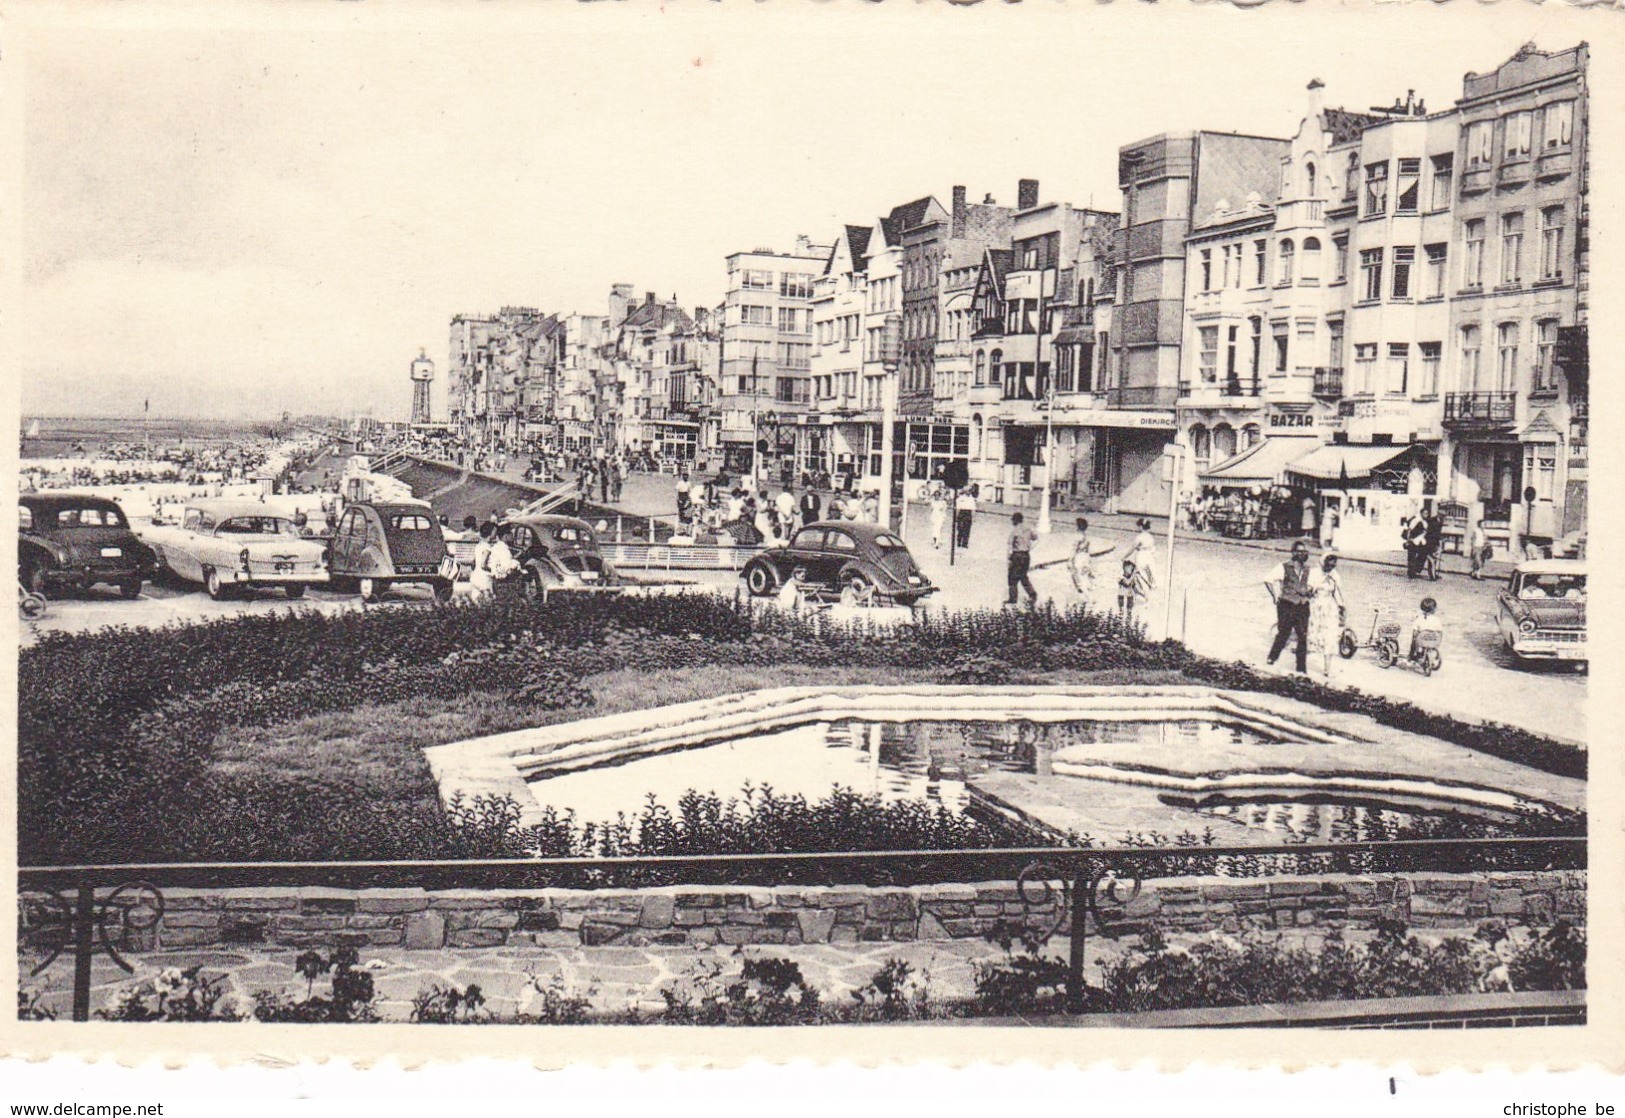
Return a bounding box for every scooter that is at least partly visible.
[1338,606,1403,662]
[1383,628,1444,676]
[18,581,47,620]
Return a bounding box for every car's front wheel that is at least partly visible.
[285,583,306,600]
[744,562,778,597]
[846,572,875,605]
[119,578,143,600]
[204,567,229,601]
[432,579,455,603]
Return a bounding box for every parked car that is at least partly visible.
[327,500,457,602]
[1496,558,1586,665]
[742,520,935,606]
[18,493,156,599]
[497,514,621,599]
[141,498,329,600]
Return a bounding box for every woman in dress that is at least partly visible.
[928,485,949,549]
[1069,517,1114,608]
[1306,552,1346,678]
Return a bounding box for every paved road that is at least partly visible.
[27,466,1584,743]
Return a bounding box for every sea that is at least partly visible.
[19,416,272,461]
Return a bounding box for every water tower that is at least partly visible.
[409,348,435,426]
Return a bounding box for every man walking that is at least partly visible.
[799,487,822,527]
[1006,512,1038,607]
[1264,540,1314,673]
[955,484,978,549]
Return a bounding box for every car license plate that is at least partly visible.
[100,547,122,557]
[275,562,294,574]
[580,571,599,582]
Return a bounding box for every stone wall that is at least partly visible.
[120,871,1585,954]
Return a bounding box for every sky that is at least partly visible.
[13,2,1603,422]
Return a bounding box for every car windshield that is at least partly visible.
[1517,573,1586,600]
[53,506,128,529]
[872,533,907,551]
[390,514,435,532]
[216,516,299,536]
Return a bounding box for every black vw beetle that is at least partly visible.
[19,493,156,599]
[742,520,935,606]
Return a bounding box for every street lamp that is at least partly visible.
[1037,375,1057,535]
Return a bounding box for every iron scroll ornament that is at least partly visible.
[1016,860,1144,1013]
[22,881,165,978]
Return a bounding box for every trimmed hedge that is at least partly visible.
[18,593,1585,865]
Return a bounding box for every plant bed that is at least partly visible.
[18,593,1586,866]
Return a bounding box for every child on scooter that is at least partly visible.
[1409,597,1442,660]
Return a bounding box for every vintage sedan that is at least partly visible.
[1496,559,1586,665]
[498,514,621,598]
[742,520,936,606]
[19,493,156,599]
[327,500,457,602]
[142,499,329,600]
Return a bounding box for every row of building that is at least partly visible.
[431,41,1588,556]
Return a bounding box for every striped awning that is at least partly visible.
[1199,435,1321,485]
[1286,443,1413,482]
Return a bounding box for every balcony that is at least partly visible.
[1443,391,1517,428]
[1313,367,1344,399]
[1106,385,1180,410]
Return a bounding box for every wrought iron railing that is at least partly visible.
[18,837,1584,1020]
[1444,391,1517,425]
[1313,367,1345,398]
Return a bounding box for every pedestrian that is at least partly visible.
[929,485,949,549]
[469,521,514,602]
[1128,518,1158,591]
[800,487,822,527]
[1306,552,1346,678]
[1424,509,1444,581]
[1070,516,1114,607]
[1301,496,1318,540]
[775,487,796,531]
[1116,559,1150,627]
[954,484,978,549]
[1006,512,1039,607]
[1264,540,1314,674]
[1469,521,1488,581]
[1403,514,1427,578]
[861,491,879,524]
[676,472,692,521]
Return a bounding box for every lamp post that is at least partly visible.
[878,359,898,527]
[1037,376,1057,535]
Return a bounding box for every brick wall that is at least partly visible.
[127,871,1584,954]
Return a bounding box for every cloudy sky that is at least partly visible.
[13,2,1602,421]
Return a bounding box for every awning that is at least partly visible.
[1286,443,1412,483]
[1052,327,1092,345]
[1199,435,1321,485]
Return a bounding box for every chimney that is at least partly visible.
[646,291,657,305]
[1306,78,1326,124]
[951,185,967,239]
[1018,178,1040,211]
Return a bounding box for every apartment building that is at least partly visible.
[1443,42,1588,551]
[810,224,872,487]
[718,238,829,481]
[446,306,558,451]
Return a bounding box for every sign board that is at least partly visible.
[1268,410,1317,430]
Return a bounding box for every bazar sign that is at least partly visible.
[1268,411,1317,429]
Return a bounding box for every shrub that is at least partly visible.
[98,966,241,1022]
[660,956,823,1026]
[411,983,488,1025]
[252,947,377,1024]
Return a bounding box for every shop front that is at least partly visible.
[1285,442,1438,554]
[1194,433,1322,538]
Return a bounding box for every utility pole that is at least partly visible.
[1161,442,1185,640]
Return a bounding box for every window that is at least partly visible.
[1272,321,1289,375]
[780,273,813,299]
[1332,235,1349,283]
[1418,342,1441,397]
[1304,160,1317,197]
[1504,112,1533,161]
[1425,243,1448,299]
[1198,326,1219,383]
[1199,249,1213,292]
[1496,322,1520,391]
[1360,248,1384,302]
[742,269,774,290]
[1391,246,1415,300]
[1295,320,1317,371]
[1364,162,1389,216]
[1225,325,1239,383]
[1344,151,1360,201]
[1354,343,1378,394]
[1243,423,1262,450]
[1540,206,1565,280]
[989,348,1003,386]
[1301,237,1321,283]
[1463,219,1485,288]
[1500,213,1524,285]
[1466,121,1494,169]
[777,307,803,334]
[740,304,773,326]
[1459,325,1482,392]
[1535,319,1559,392]
[1190,424,1211,461]
[1542,101,1574,150]
[1277,239,1295,286]
[1055,345,1076,394]
[1386,343,1410,395]
[1328,319,1345,372]
[1430,154,1454,209]
[1396,158,1421,214]
[974,350,986,386]
[1253,240,1267,286]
